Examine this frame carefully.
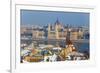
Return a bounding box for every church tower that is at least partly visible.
[65,33,77,52]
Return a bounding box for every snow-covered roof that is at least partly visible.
[52,47,62,50]
[68,52,84,56]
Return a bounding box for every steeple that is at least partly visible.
[55,18,60,25]
[66,36,72,45]
[66,29,73,45]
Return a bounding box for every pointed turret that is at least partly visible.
[55,18,60,25]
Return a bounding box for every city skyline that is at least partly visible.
[20,9,90,62]
[21,10,89,27]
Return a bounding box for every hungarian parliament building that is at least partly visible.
[21,19,89,41]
